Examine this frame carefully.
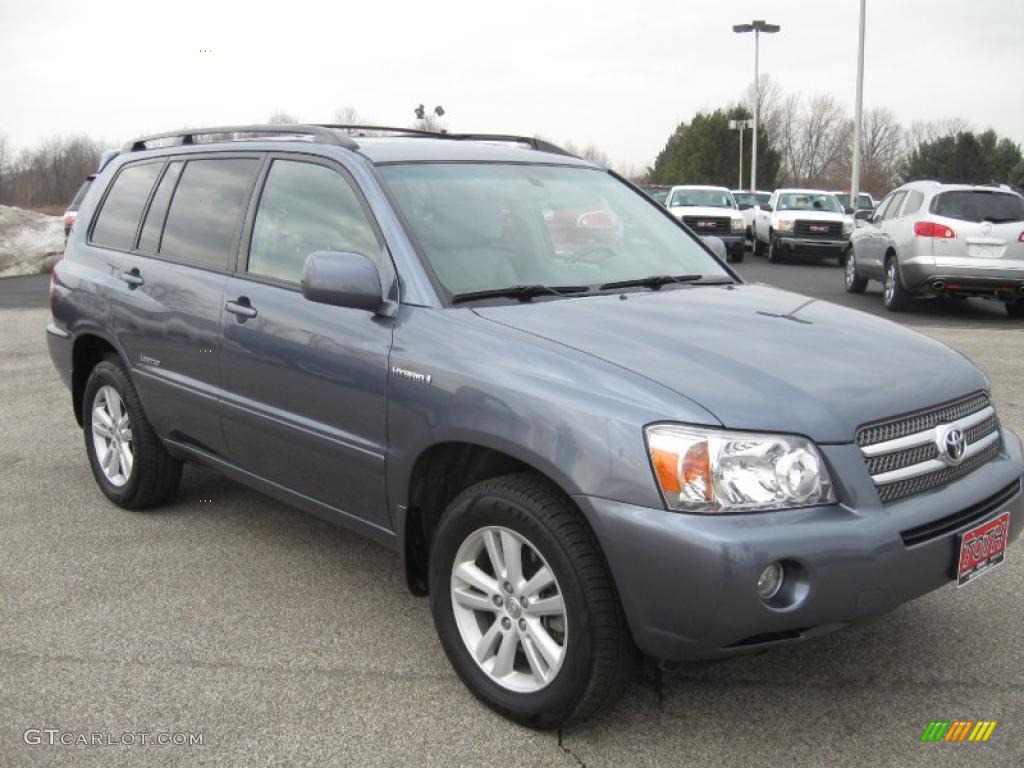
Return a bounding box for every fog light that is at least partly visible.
[757,562,784,600]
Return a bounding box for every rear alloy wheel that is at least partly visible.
[1007,301,1024,318]
[429,474,633,729]
[844,250,868,293]
[83,356,182,509]
[882,257,911,311]
[767,235,783,263]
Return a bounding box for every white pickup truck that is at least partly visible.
[752,188,854,264]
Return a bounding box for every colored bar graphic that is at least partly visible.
[921,721,996,742]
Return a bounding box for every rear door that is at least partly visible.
[218,155,394,530]
[108,154,261,456]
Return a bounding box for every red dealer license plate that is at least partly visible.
[957,512,1010,587]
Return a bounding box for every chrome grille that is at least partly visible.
[683,216,731,236]
[856,392,989,446]
[794,220,843,238]
[856,393,1002,504]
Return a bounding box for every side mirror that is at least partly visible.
[762,203,773,213]
[737,202,752,211]
[701,235,726,260]
[301,251,383,312]
[854,209,873,221]
[843,206,855,215]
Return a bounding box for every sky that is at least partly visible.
[1,0,1022,173]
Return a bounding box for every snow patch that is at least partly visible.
[0,205,65,278]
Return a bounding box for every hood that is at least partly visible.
[774,208,850,223]
[668,205,742,220]
[473,284,987,443]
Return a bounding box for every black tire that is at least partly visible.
[429,473,634,729]
[844,249,868,293]
[1007,301,1024,318]
[83,355,182,509]
[767,234,784,263]
[731,249,745,263]
[753,237,765,257]
[882,256,911,311]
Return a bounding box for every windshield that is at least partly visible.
[643,187,671,205]
[667,188,736,209]
[833,193,873,210]
[777,193,843,213]
[931,190,1024,223]
[379,164,731,299]
[732,192,770,207]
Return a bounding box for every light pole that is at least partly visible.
[850,0,866,208]
[733,20,780,192]
[729,119,753,189]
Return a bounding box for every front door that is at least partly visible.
[218,157,394,529]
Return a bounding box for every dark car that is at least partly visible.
[47,124,1023,728]
[63,175,95,242]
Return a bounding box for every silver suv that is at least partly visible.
[846,181,1024,317]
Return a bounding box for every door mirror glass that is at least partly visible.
[301,251,383,312]
[854,209,874,221]
[736,202,752,211]
[843,205,855,215]
[761,203,773,212]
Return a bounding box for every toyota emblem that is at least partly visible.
[938,426,968,465]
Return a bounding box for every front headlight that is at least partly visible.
[731,217,745,232]
[645,424,836,513]
[776,219,794,233]
[843,220,854,235]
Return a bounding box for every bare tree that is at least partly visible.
[744,73,784,143]
[904,117,971,155]
[856,108,905,194]
[267,109,300,124]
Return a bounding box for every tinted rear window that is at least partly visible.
[931,191,1024,223]
[160,159,260,270]
[69,179,93,209]
[90,163,163,250]
[138,162,183,253]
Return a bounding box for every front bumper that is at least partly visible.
[576,427,1024,661]
[775,235,848,256]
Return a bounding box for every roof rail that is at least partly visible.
[313,125,577,158]
[121,124,359,152]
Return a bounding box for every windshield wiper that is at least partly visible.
[599,274,705,291]
[450,284,591,304]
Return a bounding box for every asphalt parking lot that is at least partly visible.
[2,265,1023,767]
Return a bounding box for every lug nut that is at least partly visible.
[501,617,511,630]
[520,597,528,608]
[502,581,513,594]
[492,595,503,608]
[518,618,527,631]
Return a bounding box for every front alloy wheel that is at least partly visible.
[845,250,867,293]
[451,526,567,692]
[429,474,633,728]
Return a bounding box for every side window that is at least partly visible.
[90,162,163,250]
[137,161,183,253]
[160,158,260,270]
[900,190,924,217]
[883,192,907,220]
[247,160,384,284]
[872,194,894,221]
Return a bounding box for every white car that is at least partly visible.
[731,190,772,239]
[665,185,747,262]
[752,188,854,264]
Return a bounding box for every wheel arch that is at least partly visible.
[71,332,126,425]
[398,439,592,596]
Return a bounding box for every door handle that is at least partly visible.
[119,269,144,287]
[224,298,258,320]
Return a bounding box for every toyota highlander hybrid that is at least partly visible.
[47,125,1023,728]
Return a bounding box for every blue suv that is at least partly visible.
[47,124,1023,728]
